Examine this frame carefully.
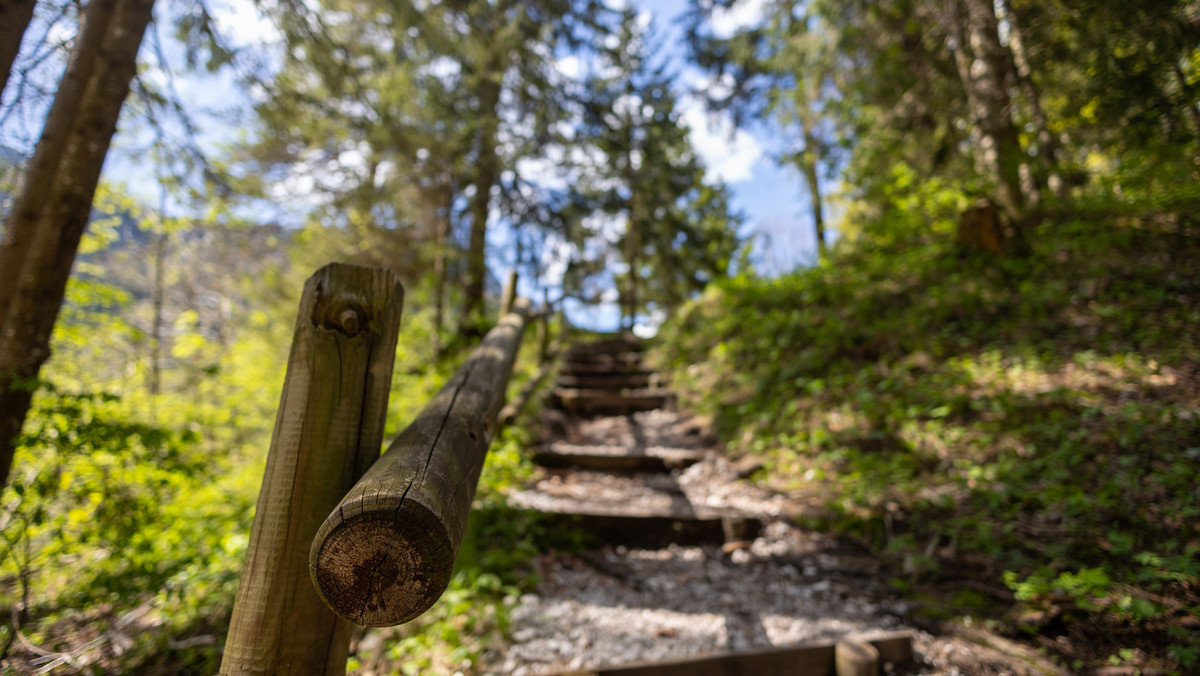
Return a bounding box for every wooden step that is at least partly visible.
[531,441,707,471]
[507,470,766,547]
[566,340,646,356]
[557,373,660,390]
[559,362,655,376]
[565,352,645,368]
[548,632,915,676]
[553,388,670,414]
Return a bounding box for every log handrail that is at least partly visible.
[309,296,532,626]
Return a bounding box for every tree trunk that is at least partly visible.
[0,0,36,97]
[1170,59,1200,142]
[149,229,166,397]
[0,0,119,329]
[801,123,826,259]
[460,61,502,339]
[1000,0,1062,198]
[432,187,450,356]
[0,0,156,490]
[953,0,1027,222]
[622,92,638,333]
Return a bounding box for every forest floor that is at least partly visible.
[650,216,1200,673]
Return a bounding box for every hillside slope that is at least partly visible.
[655,215,1200,672]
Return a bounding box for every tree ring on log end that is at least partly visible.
[309,500,453,626]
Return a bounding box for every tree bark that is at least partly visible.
[0,0,36,98]
[0,0,155,490]
[0,0,119,329]
[952,0,1028,222]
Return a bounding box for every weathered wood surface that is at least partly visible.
[531,442,706,472]
[557,373,656,389]
[221,264,404,676]
[553,387,670,414]
[559,362,654,375]
[834,639,880,676]
[499,309,563,426]
[310,298,531,626]
[499,361,553,427]
[551,631,912,676]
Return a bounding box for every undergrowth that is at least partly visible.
[655,213,1200,672]
[0,252,556,675]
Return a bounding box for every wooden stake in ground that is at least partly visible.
[499,269,519,318]
[221,265,404,675]
[310,298,531,626]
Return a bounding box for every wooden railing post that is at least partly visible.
[499,269,518,318]
[310,298,531,626]
[221,264,403,675]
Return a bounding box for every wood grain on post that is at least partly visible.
[220,264,403,676]
[310,298,531,627]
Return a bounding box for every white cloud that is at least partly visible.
[680,97,763,184]
[709,0,767,39]
[209,0,280,48]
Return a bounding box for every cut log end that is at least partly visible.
[310,499,454,627]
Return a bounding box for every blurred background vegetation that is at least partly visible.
[1,0,1198,672]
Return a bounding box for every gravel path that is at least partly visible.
[490,359,1042,676]
[492,523,914,675]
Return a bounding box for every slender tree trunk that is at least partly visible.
[150,230,166,397]
[433,185,450,356]
[0,0,156,490]
[460,59,502,339]
[0,0,119,329]
[801,123,826,259]
[1170,60,1200,142]
[952,0,1028,222]
[1000,0,1062,198]
[622,78,638,333]
[0,0,36,97]
[624,217,637,332]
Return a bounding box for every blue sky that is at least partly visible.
[2,0,824,329]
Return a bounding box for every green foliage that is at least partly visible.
[568,8,744,323]
[655,211,1200,669]
[0,201,552,673]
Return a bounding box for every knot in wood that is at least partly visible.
[338,308,362,336]
[312,294,368,337]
